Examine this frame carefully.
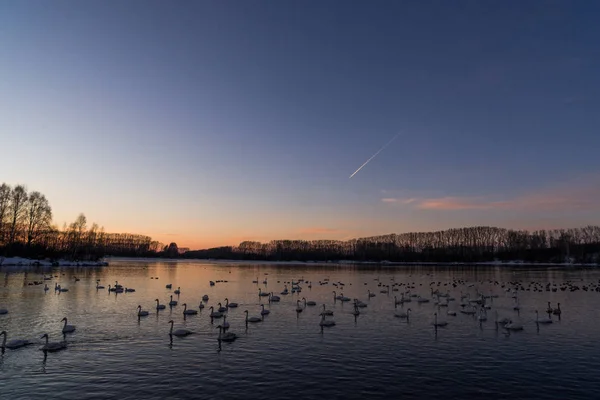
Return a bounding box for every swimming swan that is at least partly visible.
[61,317,76,333]
[168,320,192,336]
[1,331,32,349]
[40,333,66,352]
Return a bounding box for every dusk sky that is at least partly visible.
[1,1,599,249]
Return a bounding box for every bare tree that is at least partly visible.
[25,191,52,247]
[0,183,11,243]
[8,185,28,246]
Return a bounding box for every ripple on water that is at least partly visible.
[2,261,600,399]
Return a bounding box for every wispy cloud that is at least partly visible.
[382,179,600,212]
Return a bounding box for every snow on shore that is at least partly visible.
[0,257,108,268]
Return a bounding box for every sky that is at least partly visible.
[1,1,599,249]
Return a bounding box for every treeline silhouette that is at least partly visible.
[184,226,600,264]
[0,183,164,260]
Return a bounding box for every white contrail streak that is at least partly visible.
[349,133,400,179]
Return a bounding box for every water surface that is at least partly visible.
[1,259,600,399]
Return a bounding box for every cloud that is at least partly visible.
[382,179,600,212]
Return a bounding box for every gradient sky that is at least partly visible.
[1,1,599,249]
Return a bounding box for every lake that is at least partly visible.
[1,259,600,399]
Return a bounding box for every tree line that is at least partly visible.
[184,226,600,264]
[0,183,165,260]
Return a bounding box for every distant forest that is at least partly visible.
[3,182,600,264]
[184,226,600,264]
[0,183,164,260]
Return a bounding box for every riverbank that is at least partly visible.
[0,257,108,267]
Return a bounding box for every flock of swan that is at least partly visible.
[0,271,576,355]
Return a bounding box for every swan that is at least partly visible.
[169,295,178,306]
[320,304,334,316]
[124,288,135,292]
[210,281,215,286]
[417,296,430,303]
[535,310,553,324]
[477,308,487,322]
[217,324,237,342]
[447,311,457,316]
[296,300,303,313]
[225,298,238,308]
[0,308,8,314]
[302,297,316,306]
[252,277,258,284]
[137,305,149,317]
[319,314,336,327]
[494,311,511,327]
[202,294,209,301]
[209,306,223,318]
[183,303,198,315]
[546,302,553,314]
[433,312,448,327]
[40,334,67,352]
[217,303,228,313]
[553,303,562,315]
[368,290,376,297]
[199,302,205,309]
[166,284,172,289]
[260,304,270,315]
[174,287,181,295]
[61,317,76,333]
[280,285,289,295]
[222,315,230,329]
[355,299,367,308]
[96,283,104,289]
[1,331,32,349]
[351,303,360,316]
[114,281,123,289]
[168,320,192,337]
[395,308,411,319]
[258,288,270,297]
[269,293,280,302]
[155,299,166,310]
[245,310,262,323]
[44,284,49,291]
[504,320,523,331]
[339,293,351,302]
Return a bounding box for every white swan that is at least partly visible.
[155,299,166,310]
[183,303,198,315]
[296,300,303,313]
[61,317,76,333]
[319,314,336,327]
[40,334,67,352]
[302,297,316,306]
[168,320,192,337]
[368,290,376,297]
[261,304,270,315]
[222,315,230,329]
[553,303,562,315]
[1,331,32,349]
[217,324,237,342]
[217,302,227,313]
[137,305,149,317]
[535,310,553,324]
[259,288,270,297]
[209,306,223,318]
[433,312,448,327]
[245,310,262,323]
[504,320,523,331]
[320,304,334,316]
[269,293,280,302]
[417,296,430,303]
[169,295,178,306]
[395,308,412,319]
[96,283,104,289]
[225,298,238,308]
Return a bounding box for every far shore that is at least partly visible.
[0,256,109,268]
[104,256,600,268]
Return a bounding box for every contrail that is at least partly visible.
[349,132,400,178]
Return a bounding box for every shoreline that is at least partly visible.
[0,256,109,268]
